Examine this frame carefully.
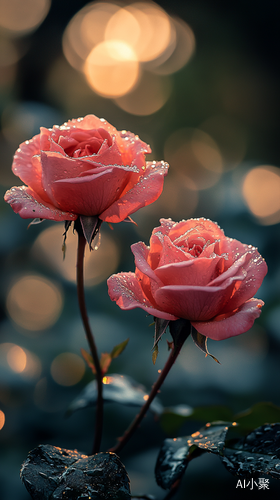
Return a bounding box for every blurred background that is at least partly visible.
[0,0,280,498]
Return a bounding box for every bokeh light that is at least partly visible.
[0,343,42,378]
[6,345,26,373]
[164,128,223,190]
[151,16,195,75]
[243,166,280,225]
[0,410,5,430]
[50,353,85,386]
[32,224,120,287]
[62,2,120,71]
[84,40,139,98]
[105,2,173,63]
[0,0,51,36]
[62,1,195,108]
[114,70,172,115]
[6,275,63,331]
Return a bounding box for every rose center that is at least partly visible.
[65,138,104,158]
[188,243,203,257]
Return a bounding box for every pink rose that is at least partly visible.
[108,218,267,340]
[4,114,168,223]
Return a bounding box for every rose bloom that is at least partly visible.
[108,218,267,340]
[4,114,168,223]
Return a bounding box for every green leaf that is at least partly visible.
[81,348,96,374]
[233,402,280,433]
[110,338,129,359]
[160,404,234,434]
[153,318,170,349]
[191,328,220,363]
[100,352,112,375]
[152,344,159,365]
[81,339,129,377]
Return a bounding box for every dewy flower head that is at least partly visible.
[4,114,168,223]
[108,218,268,341]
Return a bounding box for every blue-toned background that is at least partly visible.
[0,0,279,498]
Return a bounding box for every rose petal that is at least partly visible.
[4,186,77,221]
[154,272,246,321]
[12,134,48,201]
[191,298,264,340]
[131,241,161,283]
[45,165,132,216]
[155,257,224,287]
[107,272,177,321]
[67,115,119,135]
[217,240,268,313]
[169,218,225,246]
[117,130,151,169]
[100,161,169,223]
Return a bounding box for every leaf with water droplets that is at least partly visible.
[155,422,231,490]
[221,423,280,479]
[20,444,131,500]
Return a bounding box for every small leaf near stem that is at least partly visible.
[75,217,103,454]
[109,319,192,454]
[82,338,129,376]
[191,327,220,364]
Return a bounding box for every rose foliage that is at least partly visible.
[4,114,168,223]
[108,218,267,340]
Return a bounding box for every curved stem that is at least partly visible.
[76,231,103,454]
[110,326,189,454]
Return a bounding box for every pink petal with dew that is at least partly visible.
[155,256,224,287]
[219,248,267,313]
[12,134,47,199]
[131,241,162,283]
[100,160,169,223]
[154,272,246,322]
[153,218,177,237]
[4,186,77,221]
[118,130,151,169]
[156,234,192,266]
[40,127,55,152]
[46,166,131,216]
[107,272,177,321]
[208,252,250,287]
[191,298,264,340]
[67,115,119,135]
[170,218,225,245]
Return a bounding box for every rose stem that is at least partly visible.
[76,231,103,454]
[109,322,189,454]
